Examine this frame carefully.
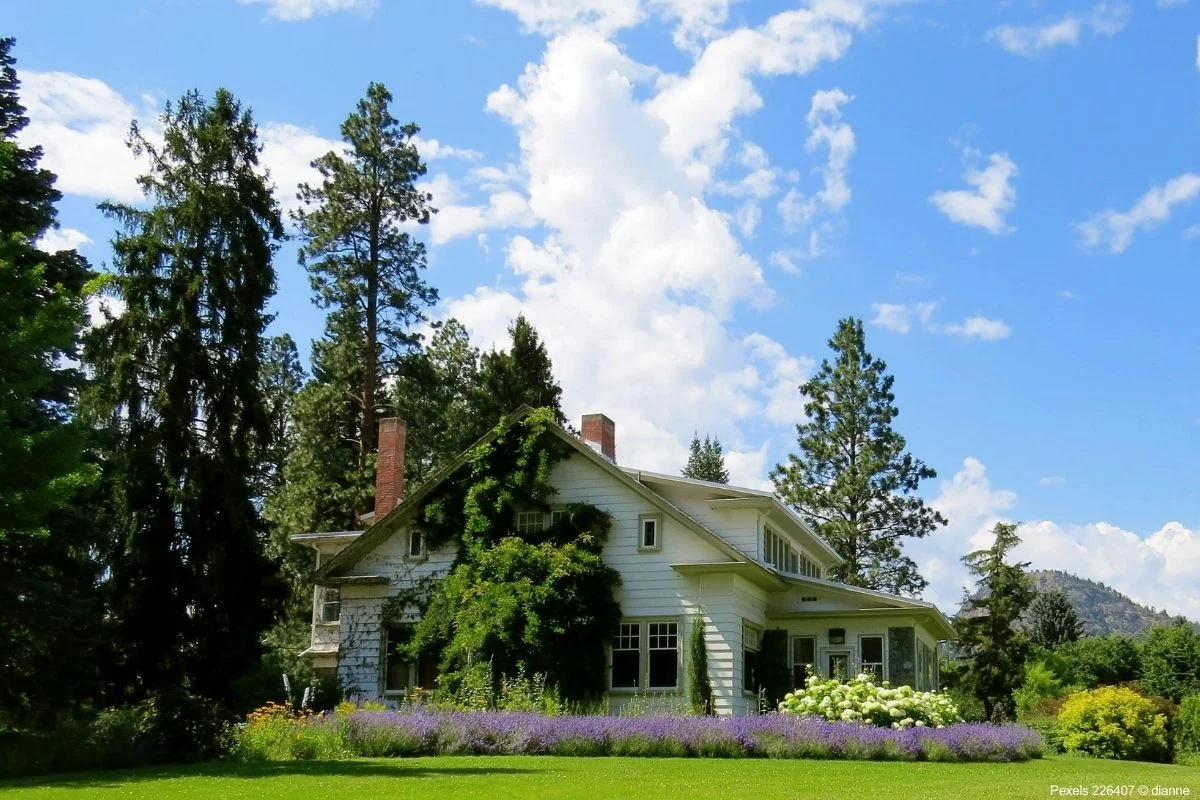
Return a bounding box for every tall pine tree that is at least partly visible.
[956,522,1034,721]
[682,433,730,483]
[466,315,565,442]
[290,82,436,519]
[772,318,945,595]
[85,89,284,707]
[1024,590,1084,650]
[0,37,105,728]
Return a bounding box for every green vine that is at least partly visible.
[405,408,623,703]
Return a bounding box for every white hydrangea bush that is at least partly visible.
[778,673,963,729]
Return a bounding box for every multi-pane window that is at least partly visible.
[385,625,439,693]
[638,514,660,550]
[611,623,640,688]
[647,622,678,688]
[743,624,761,693]
[320,586,341,623]
[791,636,815,688]
[764,526,823,578]
[516,511,545,535]
[549,509,568,526]
[860,636,884,683]
[408,529,425,558]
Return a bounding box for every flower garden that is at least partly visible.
[231,674,1044,764]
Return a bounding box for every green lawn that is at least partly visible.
[2,756,1198,799]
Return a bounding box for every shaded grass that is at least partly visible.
[1,755,1198,799]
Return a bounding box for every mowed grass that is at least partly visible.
[2,755,1199,800]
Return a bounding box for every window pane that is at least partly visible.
[321,587,340,623]
[648,649,677,688]
[642,519,656,548]
[791,637,815,687]
[744,649,758,692]
[517,511,544,535]
[385,626,414,692]
[612,650,639,688]
[861,636,883,663]
[409,530,423,557]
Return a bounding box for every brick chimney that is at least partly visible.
[581,413,616,463]
[374,418,406,520]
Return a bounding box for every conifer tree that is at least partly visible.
[466,315,565,442]
[1025,590,1084,650]
[956,522,1034,721]
[291,82,436,518]
[772,318,945,595]
[0,36,105,727]
[85,89,285,706]
[682,433,730,483]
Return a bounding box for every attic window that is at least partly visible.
[638,514,661,551]
[800,596,818,603]
[407,529,425,560]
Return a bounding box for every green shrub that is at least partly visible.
[1015,660,1076,718]
[1023,716,1065,754]
[778,672,963,728]
[1175,695,1200,756]
[1140,623,1200,703]
[1058,686,1169,762]
[1055,635,1142,688]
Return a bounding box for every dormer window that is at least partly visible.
[638,514,661,551]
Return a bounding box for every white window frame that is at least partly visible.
[858,634,886,683]
[318,585,341,624]
[790,635,816,687]
[637,513,662,552]
[405,527,427,562]
[742,622,762,695]
[516,510,545,536]
[549,508,568,527]
[609,617,681,692]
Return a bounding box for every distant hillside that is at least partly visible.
[1030,570,1198,637]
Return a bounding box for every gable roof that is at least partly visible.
[315,407,771,581]
[625,469,844,566]
[778,573,957,639]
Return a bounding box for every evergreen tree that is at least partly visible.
[1140,621,1200,702]
[0,37,94,539]
[292,82,436,517]
[0,37,105,727]
[1025,590,1084,650]
[955,522,1035,721]
[771,318,945,595]
[393,317,480,485]
[682,433,730,483]
[257,333,305,499]
[84,89,285,707]
[466,315,565,442]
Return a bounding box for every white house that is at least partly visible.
[294,411,955,716]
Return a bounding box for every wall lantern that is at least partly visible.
[828,628,845,645]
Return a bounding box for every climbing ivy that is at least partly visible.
[407,408,623,703]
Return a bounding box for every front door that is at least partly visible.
[828,652,849,681]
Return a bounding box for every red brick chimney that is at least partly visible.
[374,418,406,520]
[581,413,616,463]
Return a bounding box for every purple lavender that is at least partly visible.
[276,710,1044,762]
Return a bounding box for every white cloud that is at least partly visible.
[1184,223,1200,240]
[943,315,1012,341]
[870,301,937,334]
[1077,173,1200,254]
[1057,289,1077,300]
[735,201,762,237]
[769,250,801,276]
[412,135,483,161]
[1038,475,1067,487]
[895,272,926,285]
[477,0,645,35]
[237,0,377,21]
[37,227,92,253]
[18,71,151,202]
[259,123,345,212]
[85,293,127,330]
[911,458,1200,619]
[930,151,1018,234]
[447,13,863,477]
[986,2,1131,57]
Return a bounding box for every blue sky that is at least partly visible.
[8,0,1199,615]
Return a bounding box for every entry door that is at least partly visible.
[828,652,849,681]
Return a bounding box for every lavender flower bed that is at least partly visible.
[262,711,1042,762]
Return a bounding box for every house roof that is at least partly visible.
[624,469,844,566]
[314,407,776,582]
[777,573,958,639]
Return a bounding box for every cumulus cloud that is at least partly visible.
[443,8,879,475]
[986,2,1131,57]
[37,227,92,253]
[930,151,1018,234]
[477,0,645,35]
[909,458,1200,620]
[1077,173,1200,254]
[237,0,377,21]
